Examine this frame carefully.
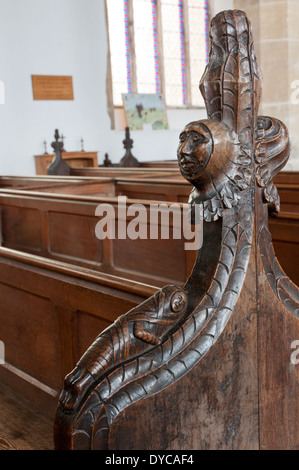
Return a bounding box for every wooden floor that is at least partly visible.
[0,383,54,450]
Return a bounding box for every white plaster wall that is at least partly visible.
[0,0,234,174]
[0,0,109,175]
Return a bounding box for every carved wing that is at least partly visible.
[198,10,262,220]
[200,9,262,141]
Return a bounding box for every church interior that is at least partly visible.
[0,0,298,451]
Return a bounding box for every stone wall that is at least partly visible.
[235,0,299,170]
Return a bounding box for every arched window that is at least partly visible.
[106,0,209,109]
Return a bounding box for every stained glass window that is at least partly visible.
[106,0,209,108]
[133,0,157,95]
[106,0,129,106]
[188,0,208,106]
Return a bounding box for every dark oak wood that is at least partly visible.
[54,9,299,450]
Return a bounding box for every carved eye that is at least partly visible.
[179,132,187,143]
[170,291,187,313]
[192,133,206,144]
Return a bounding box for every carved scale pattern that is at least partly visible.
[65,197,253,449]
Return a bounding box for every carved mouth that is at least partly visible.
[179,156,203,178]
[180,156,196,172]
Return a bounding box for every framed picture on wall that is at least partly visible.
[122,93,169,131]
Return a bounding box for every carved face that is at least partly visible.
[177,122,213,182]
[170,290,188,313]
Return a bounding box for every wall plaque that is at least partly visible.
[31,75,74,100]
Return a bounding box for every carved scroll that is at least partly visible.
[54,10,299,450]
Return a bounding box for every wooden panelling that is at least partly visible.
[0,283,60,389]
[274,171,299,185]
[269,212,299,285]
[275,185,299,212]
[73,310,112,360]
[1,206,42,253]
[0,190,197,287]
[115,178,190,202]
[0,248,157,415]
[48,211,103,264]
[113,236,186,284]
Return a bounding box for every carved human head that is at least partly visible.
[177,121,213,182]
[177,119,239,201]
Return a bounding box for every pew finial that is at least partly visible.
[119,127,140,167]
[47,129,71,176]
[103,152,112,167]
[54,10,299,450]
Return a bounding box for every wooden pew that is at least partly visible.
[0,185,197,420]
[140,160,178,168]
[0,174,298,286]
[0,247,157,417]
[114,177,190,202]
[70,166,182,179]
[0,175,116,197]
[0,188,197,288]
[274,171,299,185]
[269,212,299,284]
[35,151,99,175]
[273,184,299,213]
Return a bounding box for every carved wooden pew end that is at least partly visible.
[54,10,299,450]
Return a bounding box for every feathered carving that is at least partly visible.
[178,11,290,221]
[178,10,262,221]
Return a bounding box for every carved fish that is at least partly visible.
[59,285,188,411]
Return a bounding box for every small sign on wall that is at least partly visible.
[31,75,74,100]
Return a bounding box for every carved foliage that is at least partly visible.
[196,10,262,221]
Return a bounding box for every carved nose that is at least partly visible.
[179,136,193,154]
